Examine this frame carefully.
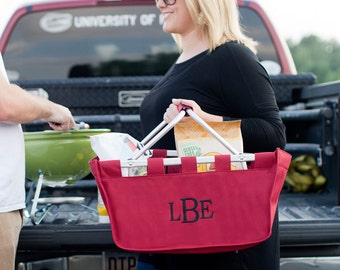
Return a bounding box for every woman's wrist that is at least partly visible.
[202,111,223,122]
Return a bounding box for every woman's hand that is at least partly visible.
[163,98,223,123]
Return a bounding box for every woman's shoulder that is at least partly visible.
[211,42,259,69]
[216,41,256,57]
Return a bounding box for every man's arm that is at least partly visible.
[0,73,75,131]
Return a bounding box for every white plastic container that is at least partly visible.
[97,189,109,223]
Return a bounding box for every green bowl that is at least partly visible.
[24,129,110,186]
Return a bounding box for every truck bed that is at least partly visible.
[17,179,340,263]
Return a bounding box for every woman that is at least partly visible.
[139,0,286,269]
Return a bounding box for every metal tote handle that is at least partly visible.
[130,110,186,160]
[131,103,246,169]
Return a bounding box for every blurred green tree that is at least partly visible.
[288,35,340,83]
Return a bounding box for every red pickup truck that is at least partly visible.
[0,0,296,81]
[1,1,340,269]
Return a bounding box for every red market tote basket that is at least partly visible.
[90,107,291,254]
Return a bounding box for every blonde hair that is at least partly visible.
[172,0,257,53]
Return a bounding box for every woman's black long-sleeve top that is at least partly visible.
[140,41,286,153]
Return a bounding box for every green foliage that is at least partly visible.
[288,35,340,83]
